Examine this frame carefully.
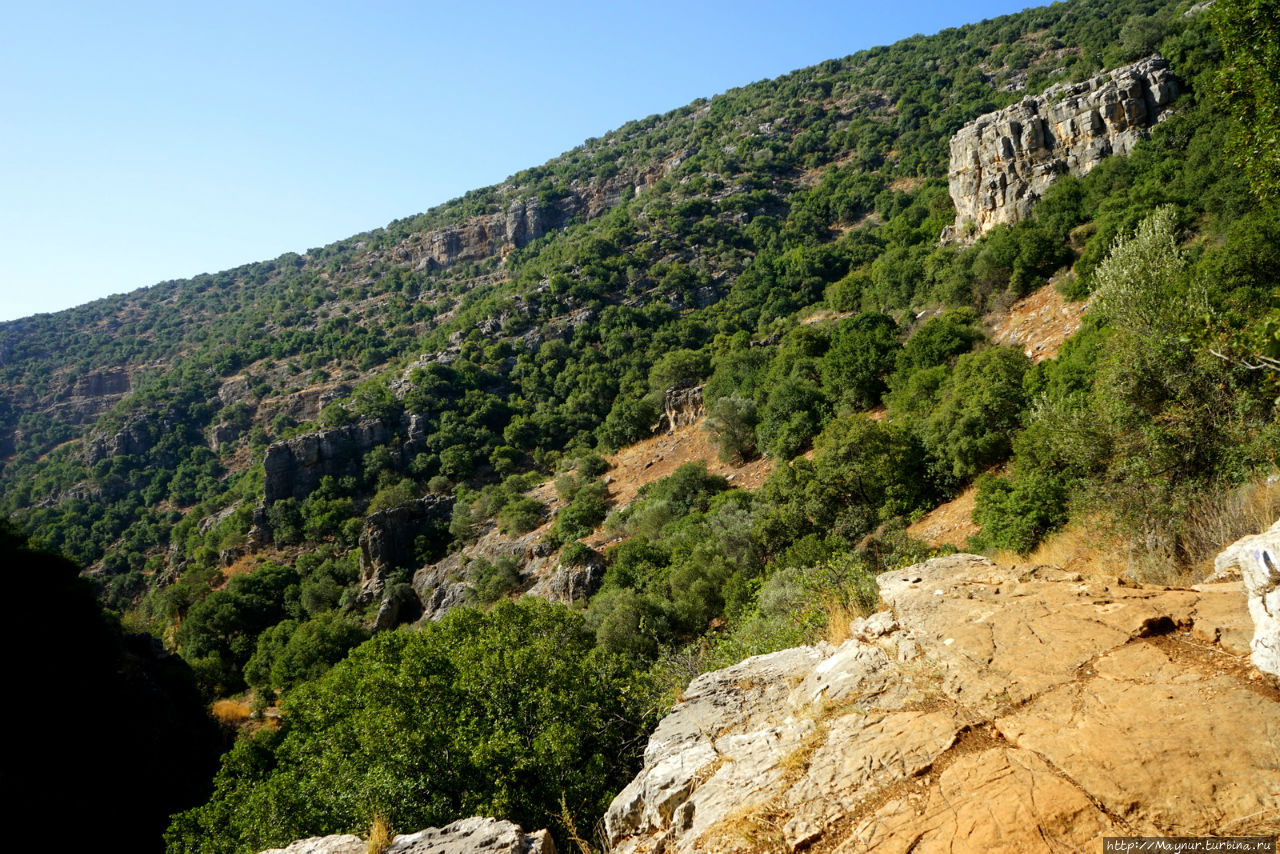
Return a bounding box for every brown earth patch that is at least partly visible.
[986,281,1088,362]
[906,486,979,550]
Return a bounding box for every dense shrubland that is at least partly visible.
[0,0,1277,850]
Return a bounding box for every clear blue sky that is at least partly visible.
[0,0,1035,322]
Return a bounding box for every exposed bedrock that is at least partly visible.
[946,55,1178,239]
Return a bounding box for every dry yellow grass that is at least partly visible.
[367,814,393,854]
[210,698,253,725]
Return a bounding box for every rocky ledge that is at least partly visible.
[604,553,1279,853]
[947,55,1178,239]
[260,817,555,854]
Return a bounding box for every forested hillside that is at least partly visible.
[2,0,1277,850]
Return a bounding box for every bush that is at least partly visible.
[468,557,522,604]
[705,394,759,462]
[970,470,1069,555]
[548,479,610,545]
[497,496,545,535]
[923,346,1032,481]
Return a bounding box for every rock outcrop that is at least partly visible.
[261,817,555,854]
[605,554,1279,853]
[542,552,605,604]
[262,419,395,504]
[392,153,687,274]
[1212,518,1280,678]
[356,494,454,604]
[84,413,174,465]
[947,55,1178,239]
[662,383,705,433]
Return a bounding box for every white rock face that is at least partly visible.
[946,55,1178,239]
[260,818,554,854]
[1213,519,1280,678]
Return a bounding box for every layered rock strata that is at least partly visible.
[605,554,1279,853]
[947,55,1178,239]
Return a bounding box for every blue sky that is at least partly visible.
[0,0,1036,322]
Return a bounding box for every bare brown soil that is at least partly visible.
[907,485,980,550]
[986,281,1089,363]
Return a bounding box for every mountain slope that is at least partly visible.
[2,2,1279,848]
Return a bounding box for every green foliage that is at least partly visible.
[167,599,656,854]
[548,478,610,545]
[756,416,934,550]
[1212,0,1280,201]
[245,613,370,698]
[923,346,1032,480]
[467,556,523,604]
[756,377,828,459]
[367,479,418,514]
[177,562,303,696]
[970,469,1070,555]
[820,312,900,411]
[1090,206,1191,339]
[497,496,546,535]
[704,393,760,462]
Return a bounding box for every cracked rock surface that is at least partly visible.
[260,818,555,854]
[604,554,1280,854]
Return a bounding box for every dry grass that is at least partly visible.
[710,798,792,854]
[210,698,253,725]
[907,485,980,550]
[823,599,855,645]
[992,476,1280,585]
[1179,476,1280,577]
[558,795,596,854]
[778,721,828,784]
[367,814,393,854]
[990,516,1123,576]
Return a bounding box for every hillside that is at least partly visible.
[2,0,1279,850]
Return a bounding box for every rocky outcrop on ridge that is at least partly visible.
[946,55,1178,239]
[260,817,555,854]
[391,151,689,273]
[1211,518,1280,678]
[605,554,1279,853]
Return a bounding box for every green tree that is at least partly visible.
[167,600,655,853]
[924,346,1032,480]
[1213,0,1280,201]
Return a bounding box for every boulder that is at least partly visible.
[1212,519,1280,678]
[604,554,1277,854]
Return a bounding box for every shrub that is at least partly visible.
[497,496,546,535]
[970,469,1070,555]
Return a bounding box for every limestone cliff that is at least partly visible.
[947,55,1178,239]
[261,419,396,504]
[357,494,454,607]
[386,151,688,272]
[605,554,1279,853]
